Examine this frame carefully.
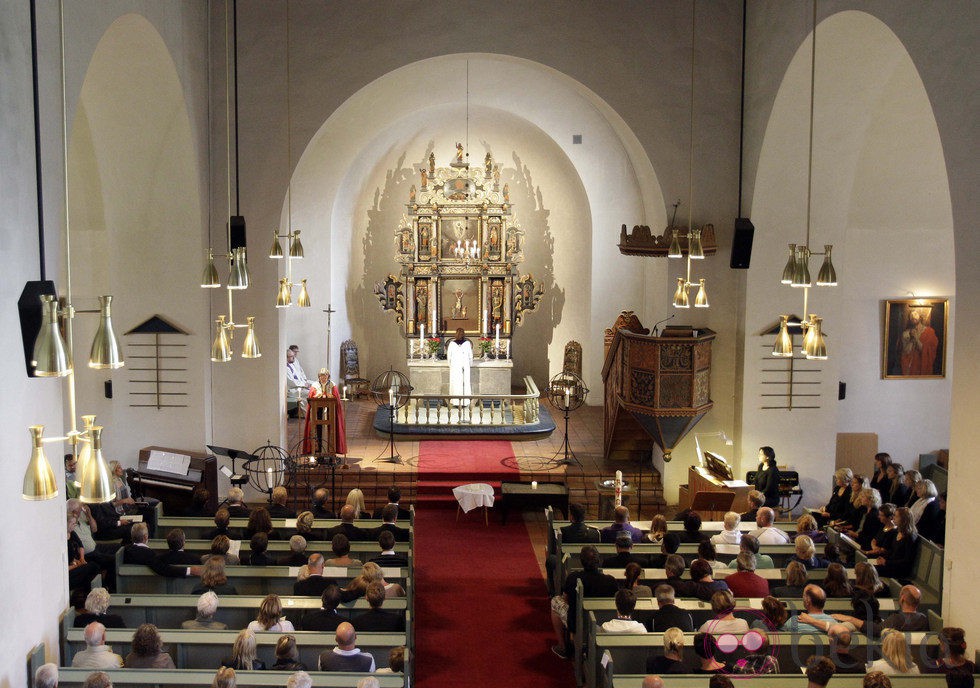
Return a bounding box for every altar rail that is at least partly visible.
[394,374,540,426]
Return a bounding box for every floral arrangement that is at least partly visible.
[426,337,441,354]
[478,337,493,355]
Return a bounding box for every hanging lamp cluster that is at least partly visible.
[270,3,311,311]
[771,0,837,360]
[670,2,710,311]
[23,1,122,502]
[201,3,260,363]
[269,228,310,308]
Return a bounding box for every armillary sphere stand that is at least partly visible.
[547,371,589,467]
[288,435,344,515]
[371,368,413,465]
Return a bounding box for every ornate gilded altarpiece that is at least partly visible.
[374,146,543,356]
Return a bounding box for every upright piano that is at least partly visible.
[129,446,218,514]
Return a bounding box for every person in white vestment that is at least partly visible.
[286,348,312,417]
[446,328,473,407]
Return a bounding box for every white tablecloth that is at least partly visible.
[452,483,495,513]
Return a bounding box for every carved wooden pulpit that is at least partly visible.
[307,395,338,456]
[602,312,714,462]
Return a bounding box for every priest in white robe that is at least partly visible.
[446,327,473,406]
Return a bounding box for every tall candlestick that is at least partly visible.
[419,323,424,347]
[483,309,488,336]
[495,323,500,347]
[389,387,395,407]
[565,387,571,408]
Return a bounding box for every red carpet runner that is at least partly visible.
[417,439,519,475]
[413,503,574,687]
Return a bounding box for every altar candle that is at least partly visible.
[483,309,488,336]
[389,387,395,407]
[495,323,500,347]
[267,467,274,487]
[531,481,538,490]
[419,323,424,346]
[505,340,510,359]
[614,470,623,507]
[565,387,570,408]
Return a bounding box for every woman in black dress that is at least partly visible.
[885,463,910,506]
[753,447,781,508]
[814,467,853,526]
[869,453,893,496]
[875,507,919,579]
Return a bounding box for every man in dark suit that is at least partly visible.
[293,553,337,597]
[561,503,600,543]
[302,585,344,631]
[372,486,412,521]
[602,533,648,570]
[277,535,309,566]
[122,523,157,565]
[267,486,297,519]
[370,531,408,567]
[325,505,367,541]
[546,502,600,596]
[89,501,133,543]
[659,554,696,599]
[369,504,410,544]
[311,488,336,519]
[151,529,199,577]
[352,582,405,632]
[650,583,694,632]
[225,487,250,518]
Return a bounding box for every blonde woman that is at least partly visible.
[346,488,371,519]
[645,626,688,674]
[247,593,294,632]
[220,629,265,670]
[644,514,668,544]
[791,535,829,568]
[108,460,134,503]
[343,562,404,601]
[814,467,853,525]
[796,513,826,543]
[212,667,236,688]
[869,629,920,674]
[192,557,238,596]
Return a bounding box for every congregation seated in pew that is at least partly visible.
[182,591,226,629]
[73,588,125,629]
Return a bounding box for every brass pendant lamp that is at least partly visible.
[772,1,836,360]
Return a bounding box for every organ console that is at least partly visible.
[678,451,750,519]
[129,446,218,514]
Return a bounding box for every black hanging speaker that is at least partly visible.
[229,215,247,251]
[730,217,755,269]
[18,280,57,377]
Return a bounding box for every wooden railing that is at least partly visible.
[393,375,540,426]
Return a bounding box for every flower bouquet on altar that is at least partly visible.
[478,337,494,358]
[426,337,441,358]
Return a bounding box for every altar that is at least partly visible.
[408,357,513,396]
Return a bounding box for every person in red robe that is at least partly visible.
[899,308,939,376]
[302,368,348,455]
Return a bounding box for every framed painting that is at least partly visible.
[882,298,948,379]
[439,277,482,334]
[439,215,481,261]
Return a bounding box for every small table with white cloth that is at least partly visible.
[452,482,495,525]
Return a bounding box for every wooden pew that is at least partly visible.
[63,594,409,630]
[62,628,406,671]
[583,619,942,688]
[55,669,407,688]
[155,515,413,541]
[141,538,409,557]
[116,564,410,595]
[581,595,900,632]
[608,673,957,688]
